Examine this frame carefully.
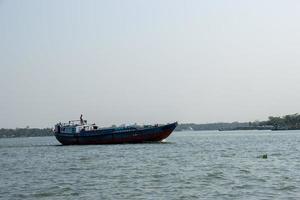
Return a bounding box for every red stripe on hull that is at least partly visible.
[110,129,173,144]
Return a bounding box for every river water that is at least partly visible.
[0,130,300,200]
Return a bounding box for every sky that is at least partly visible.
[1,0,300,128]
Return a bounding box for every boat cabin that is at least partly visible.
[54,120,98,134]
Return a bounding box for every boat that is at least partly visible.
[53,119,177,145]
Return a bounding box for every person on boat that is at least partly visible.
[80,114,84,125]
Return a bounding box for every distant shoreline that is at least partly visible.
[0,128,53,138]
[1,123,299,139]
[2,113,300,138]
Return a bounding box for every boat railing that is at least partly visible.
[59,120,88,127]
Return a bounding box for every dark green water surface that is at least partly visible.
[1,131,300,200]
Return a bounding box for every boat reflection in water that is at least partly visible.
[54,118,177,145]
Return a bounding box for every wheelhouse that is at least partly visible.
[54,120,98,134]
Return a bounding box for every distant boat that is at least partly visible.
[54,119,177,145]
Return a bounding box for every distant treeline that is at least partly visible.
[176,114,300,131]
[0,128,53,138]
[175,122,250,131]
[260,113,300,130]
[1,113,300,138]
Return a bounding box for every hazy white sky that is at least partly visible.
[1,0,300,128]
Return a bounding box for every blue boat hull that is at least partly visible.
[54,122,177,145]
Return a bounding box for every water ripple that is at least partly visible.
[1,131,300,199]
